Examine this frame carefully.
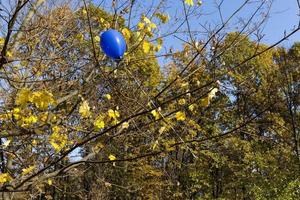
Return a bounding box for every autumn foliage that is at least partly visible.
[0,0,299,199]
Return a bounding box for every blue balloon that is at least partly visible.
[100,29,126,60]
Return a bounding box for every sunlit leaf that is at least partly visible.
[122,28,131,40]
[79,100,91,118]
[104,94,112,100]
[142,41,151,54]
[108,154,116,161]
[94,35,100,43]
[47,179,53,186]
[175,111,186,121]
[185,0,194,6]
[121,122,129,129]
[22,165,35,175]
[0,173,12,183]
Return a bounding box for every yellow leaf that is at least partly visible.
[181,82,189,87]
[47,179,53,186]
[52,125,60,134]
[142,41,151,53]
[82,9,87,15]
[108,154,116,161]
[175,111,186,121]
[21,115,38,127]
[32,140,37,146]
[188,104,196,111]
[0,37,4,45]
[159,126,166,134]
[108,109,114,118]
[95,120,105,129]
[6,51,13,58]
[99,18,105,23]
[146,26,152,34]
[115,110,120,117]
[152,140,159,150]
[108,109,120,119]
[22,165,35,175]
[156,38,163,51]
[199,88,218,107]
[49,127,67,152]
[0,173,12,183]
[199,97,209,107]
[0,113,10,120]
[76,33,84,41]
[178,99,186,105]
[151,110,160,120]
[155,13,169,24]
[79,100,90,118]
[137,22,145,30]
[94,142,104,152]
[15,88,32,106]
[31,90,56,110]
[136,31,142,41]
[94,115,105,129]
[185,0,194,6]
[104,94,111,100]
[150,23,157,29]
[13,108,20,113]
[142,16,151,24]
[39,112,49,122]
[49,137,67,152]
[121,122,129,129]
[94,35,100,43]
[13,107,21,120]
[121,28,131,40]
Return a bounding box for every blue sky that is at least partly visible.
[175,0,300,48]
[220,0,300,45]
[264,0,300,44]
[93,0,299,50]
